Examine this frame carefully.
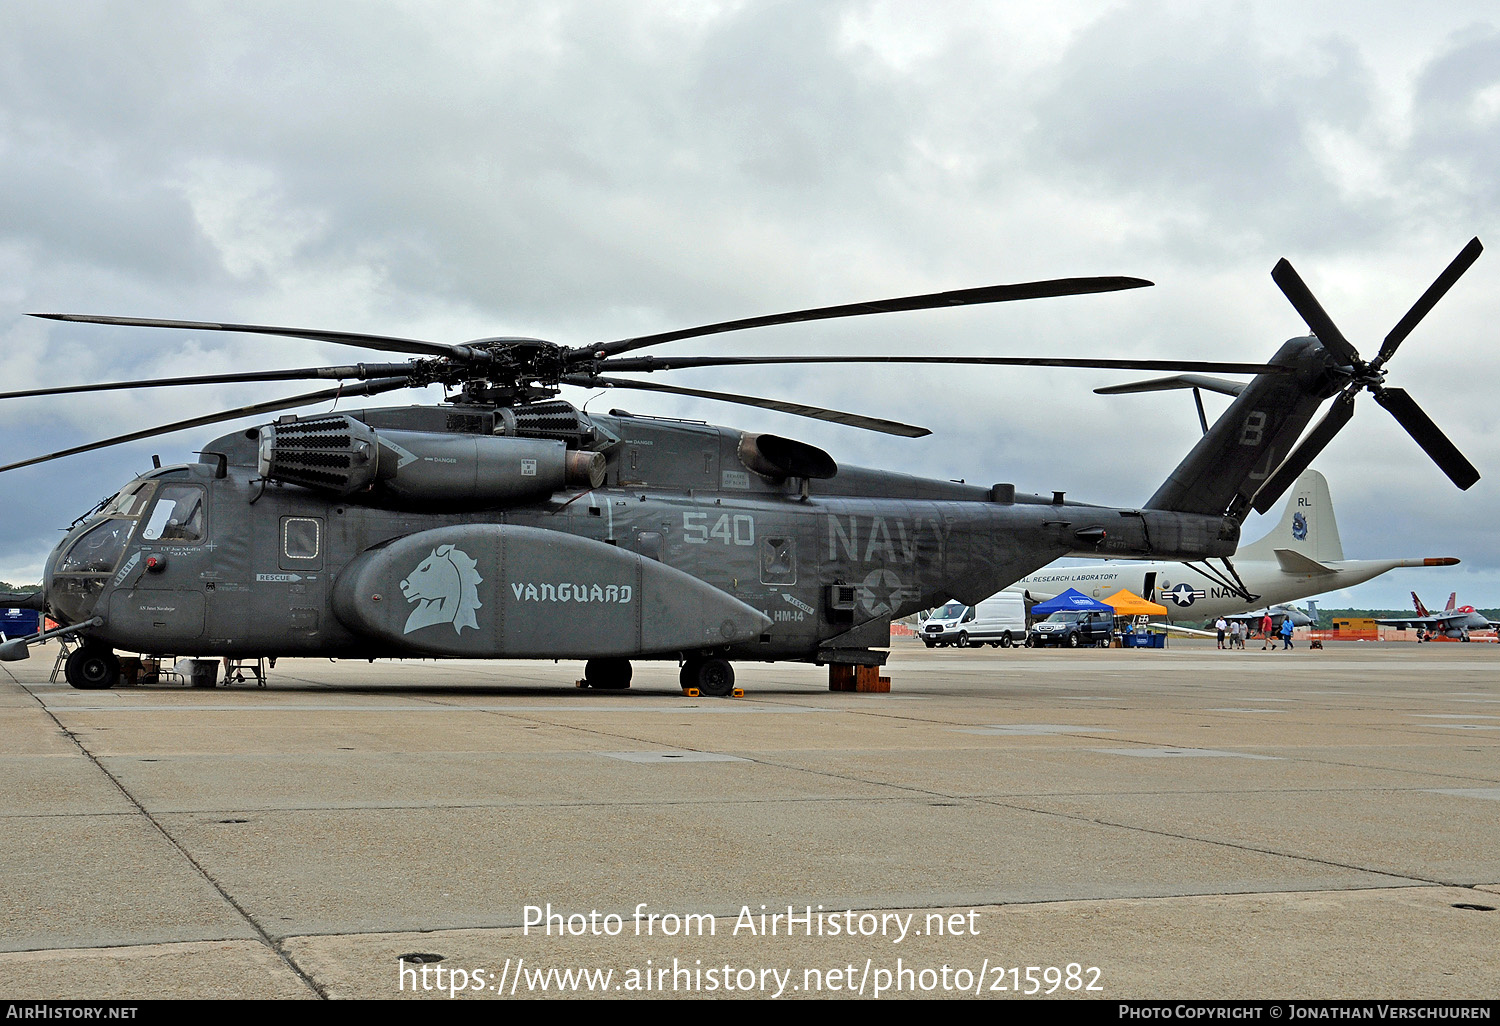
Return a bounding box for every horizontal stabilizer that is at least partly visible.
[1273,548,1337,575]
[1094,374,1247,397]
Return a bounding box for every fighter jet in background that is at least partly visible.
[1376,593,1496,641]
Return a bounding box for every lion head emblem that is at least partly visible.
[400,544,483,634]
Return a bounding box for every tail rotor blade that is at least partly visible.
[1373,237,1483,369]
[1373,387,1480,489]
[1271,259,1361,365]
[1250,391,1358,514]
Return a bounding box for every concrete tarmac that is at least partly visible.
[2,638,1497,1000]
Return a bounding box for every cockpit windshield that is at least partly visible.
[57,519,134,574]
[99,481,157,519]
[57,482,159,576]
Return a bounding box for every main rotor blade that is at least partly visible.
[0,377,413,475]
[563,375,930,437]
[598,354,1288,375]
[1372,237,1483,369]
[32,313,477,361]
[0,365,413,402]
[1270,259,1361,365]
[584,277,1154,360]
[1373,386,1481,490]
[1250,390,1358,514]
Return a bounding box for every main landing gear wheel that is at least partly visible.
[65,646,120,690]
[681,657,735,697]
[583,658,632,690]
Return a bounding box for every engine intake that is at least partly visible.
[738,433,837,480]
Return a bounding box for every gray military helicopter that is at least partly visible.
[0,240,1482,695]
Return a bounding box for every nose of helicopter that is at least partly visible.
[36,529,97,626]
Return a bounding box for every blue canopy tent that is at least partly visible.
[1029,588,1112,615]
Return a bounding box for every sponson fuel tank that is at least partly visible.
[258,413,605,505]
[332,525,773,658]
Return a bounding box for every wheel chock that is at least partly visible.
[682,687,700,697]
[829,664,890,692]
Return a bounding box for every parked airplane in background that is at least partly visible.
[1012,471,1457,623]
[1224,601,1319,634]
[1376,593,1496,641]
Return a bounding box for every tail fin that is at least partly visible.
[1234,469,1344,563]
[1445,592,1456,612]
[1413,592,1431,617]
[1145,338,1334,517]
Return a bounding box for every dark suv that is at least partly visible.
[1026,610,1112,648]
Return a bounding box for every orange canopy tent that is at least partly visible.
[1102,589,1169,616]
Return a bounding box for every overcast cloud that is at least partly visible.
[1,1,1497,608]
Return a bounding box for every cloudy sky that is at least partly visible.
[2,1,1497,610]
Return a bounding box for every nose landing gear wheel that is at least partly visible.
[66,646,120,690]
[681,657,735,697]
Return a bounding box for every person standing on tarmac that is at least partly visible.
[1280,617,1295,650]
[1261,612,1274,650]
[1216,617,1228,650]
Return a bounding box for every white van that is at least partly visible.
[920,592,1026,648]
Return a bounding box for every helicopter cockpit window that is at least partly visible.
[140,485,205,543]
[58,519,133,574]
